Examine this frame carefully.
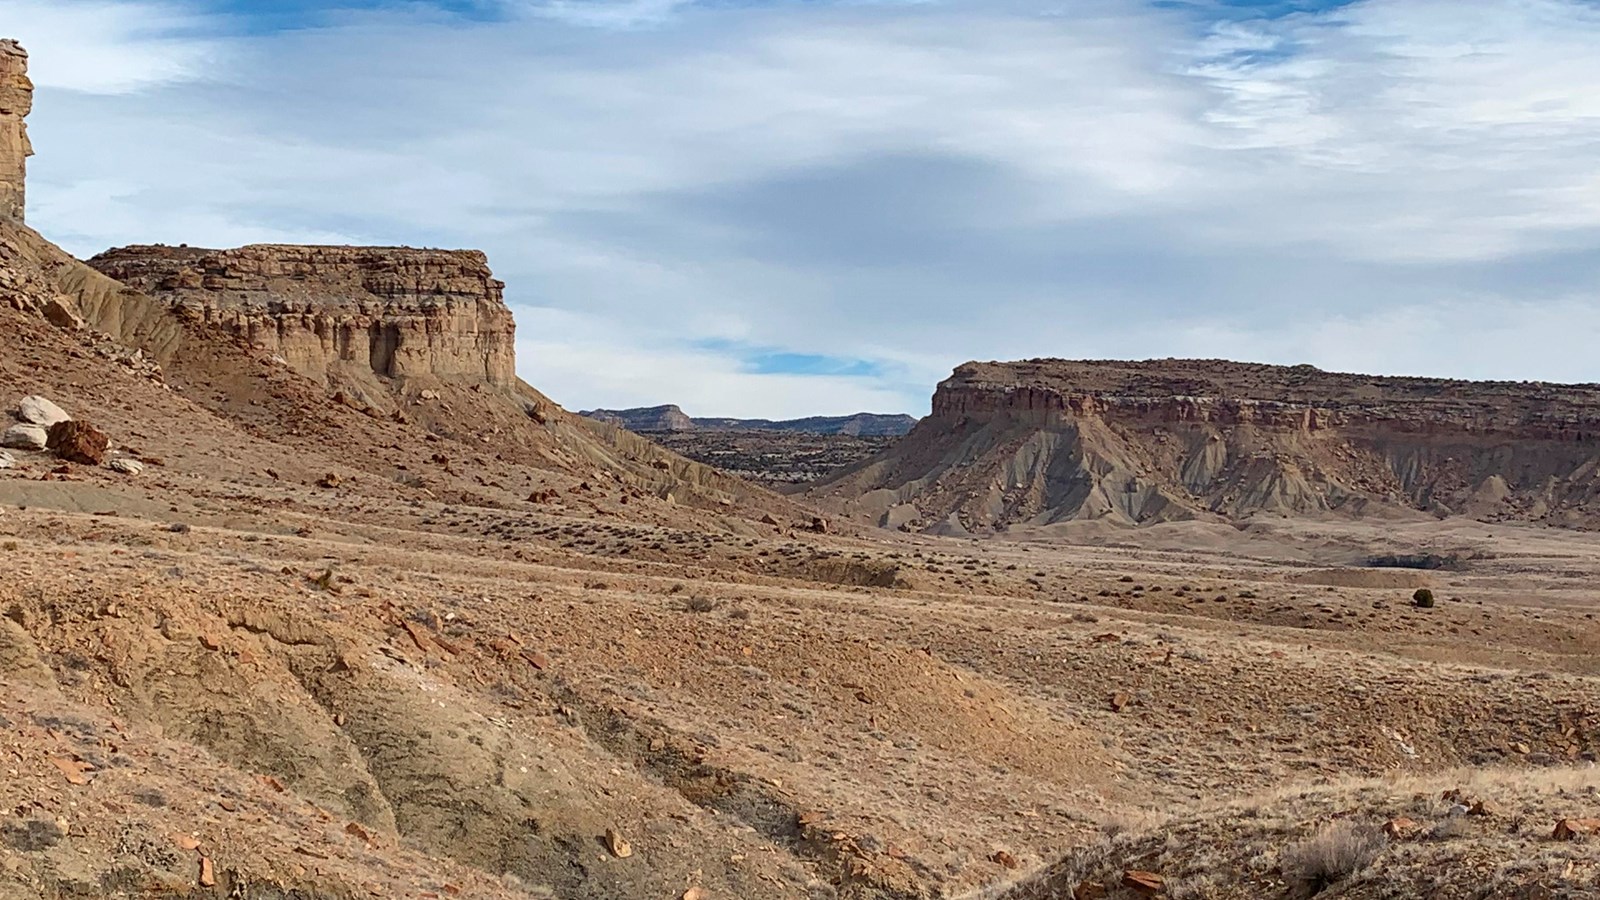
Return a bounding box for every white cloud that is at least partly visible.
[5,0,215,93]
[12,0,1600,415]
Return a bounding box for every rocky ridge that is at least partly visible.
[810,358,1600,533]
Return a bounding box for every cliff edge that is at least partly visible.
[0,39,30,222]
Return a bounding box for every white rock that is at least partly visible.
[107,458,145,475]
[16,395,70,427]
[1,423,46,451]
[0,450,13,469]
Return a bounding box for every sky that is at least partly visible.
[8,0,1600,418]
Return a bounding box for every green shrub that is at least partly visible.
[1412,588,1435,608]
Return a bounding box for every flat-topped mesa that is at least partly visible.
[811,358,1600,532]
[86,243,516,391]
[934,359,1600,440]
[0,40,32,222]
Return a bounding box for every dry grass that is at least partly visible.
[1281,822,1384,897]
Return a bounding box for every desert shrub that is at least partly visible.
[1281,822,1384,897]
[1412,588,1435,608]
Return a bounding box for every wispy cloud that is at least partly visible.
[8,0,216,93]
[12,0,1600,415]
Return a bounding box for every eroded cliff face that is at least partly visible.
[811,359,1600,533]
[88,244,516,400]
[0,40,32,222]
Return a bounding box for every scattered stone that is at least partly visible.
[1072,883,1108,900]
[168,522,192,533]
[990,850,1019,869]
[42,297,84,330]
[199,856,216,887]
[318,472,341,488]
[681,889,705,900]
[171,833,202,852]
[686,596,716,613]
[47,420,109,465]
[107,457,145,475]
[808,516,830,534]
[16,395,69,427]
[604,827,633,859]
[1383,817,1421,838]
[1121,870,1164,895]
[1109,691,1130,713]
[1511,741,1531,755]
[761,513,781,527]
[1553,818,1600,840]
[1469,799,1503,817]
[50,756,93,785]
[1,423,45,450]
[0,450,13,469]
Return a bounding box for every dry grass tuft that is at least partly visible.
[1281,822,1384,897]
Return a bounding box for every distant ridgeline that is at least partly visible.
[580,404,918,437]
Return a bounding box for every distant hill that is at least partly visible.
[579,404,918,437]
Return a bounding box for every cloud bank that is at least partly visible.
[10,0,1600,417]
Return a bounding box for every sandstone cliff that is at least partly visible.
[0,39,31,222]
[809,358,1600,533]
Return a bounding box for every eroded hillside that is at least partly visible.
[811,358,1600,534]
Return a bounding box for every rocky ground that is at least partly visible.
[6,283,1600,898]
[644,430,901,486]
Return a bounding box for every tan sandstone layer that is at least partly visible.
[88,243,516,401]
[0,40,31,222]
[810,358,1600,533]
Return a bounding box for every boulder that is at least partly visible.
[42,297,84,330]
[1,423,45,450]
[46,420,108,465]
[16,395,69,427]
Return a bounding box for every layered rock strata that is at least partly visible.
[811,359,1600,532]
[88,244,516,399]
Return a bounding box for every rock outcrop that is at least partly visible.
[810,359,1600,532]
[87,244,515,405]
[0,40,29,222]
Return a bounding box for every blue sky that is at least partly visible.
[11,0,1600,417]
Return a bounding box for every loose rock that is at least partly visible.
[47,420,109,465]
[107,457,145,475]
[16,394,69,427]
[1,422,45,450]
[1122,870,1164,895]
